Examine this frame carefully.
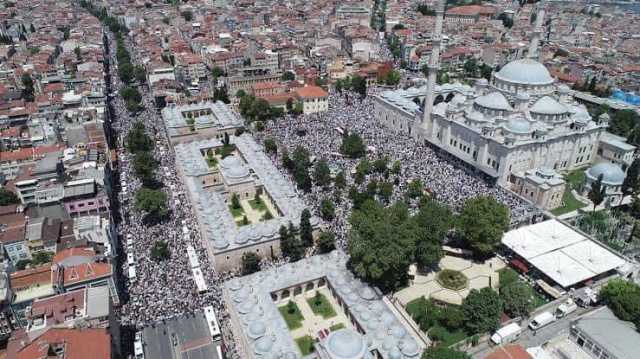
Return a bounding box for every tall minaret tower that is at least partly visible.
[528,1,545,60]
[421,0,446,130]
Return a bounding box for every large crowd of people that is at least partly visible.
[104,16,536,357]
[257,89,540,249]
[104,31,240,357]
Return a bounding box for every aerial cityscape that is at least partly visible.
[0,0,640,358]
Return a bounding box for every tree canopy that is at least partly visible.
[135,188,168,219]
[241,252,261,275]
[340,132,366,158]
[599,278,640,329]
[458,196,509,258]
[422,346,471,359]
[0,188,20,206]
[500,281,535,318]
[347,200,442,292]
[461,287,503,334]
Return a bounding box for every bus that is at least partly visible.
[192,268,208,293]
[186,245,200,269]
[134,331,145,359]
[204,306,221,341]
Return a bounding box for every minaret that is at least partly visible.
[422,0,446,129]
[528,1,545,60]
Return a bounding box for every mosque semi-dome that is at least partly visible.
[529,96,568,115]
[586,162,626,186]
[494,59,554,86]
[474,91,513,111]
[504,118,532,134]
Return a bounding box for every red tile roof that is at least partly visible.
[293,85,328,99]
[15,328,110,359]
[61,262,112,286]
[484,344,532,359]
[10,265,52,291]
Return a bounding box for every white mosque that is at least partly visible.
[373,1,635,210]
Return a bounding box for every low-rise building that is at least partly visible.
[161,100,244,145]
[292,85,329,114]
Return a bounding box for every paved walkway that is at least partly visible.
[288,288,350,340]
[395,256,505,306]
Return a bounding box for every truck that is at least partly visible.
[528,311,556,330]
[555,298,578,318]
[490,323,522,344]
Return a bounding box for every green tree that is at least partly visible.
[264,138,278,154]
[281,71,295,81]
[422,347,471,359]
[391,160,401,175]
[241,252,261,274]
[334,171,347,189]
[314,160,332,187]
[21,73,35,102]
[133,151,157,185]
[417,4,436,16]
[150,240,170,261]
[31,251,54,265]
[300,209,313,248]
[458,196,509,258]
[211,66,224,79]
[406,179,423,199]
[373,156,389,173]
[118,61,134,83]
[621,158,640,204]
[351,75,367,97]
[134,65,146,84]
[231,193,241,209]
[317,231,336,253]
[378,182,394,203]
[599,278,640,328]
[347,201,417,292]
[181,10,193,21]
[461,288,503,334]
[126,122,153,153]
[15,259,31,270]
[279,225,304,261]
[135,188,168,219]
[441,306,465,331]
[500,281,535,318]
[463,58,478,77]
[0,188,20,205]
[588,174,607,210]
[413,198,452,270]
[320,198,335,221]
[340,133,366,158]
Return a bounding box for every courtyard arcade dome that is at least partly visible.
[219,154,250,179]
[586,162,626,186]
[474,91,513,111]
[494,59,554,86]
[325,329,368,359]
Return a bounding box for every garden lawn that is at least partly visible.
[551,188,587,216]
[278,303,304,330]
[329,323,345,331]
[229,205,244,218]
[307,293,337,319]
[295,336,315,356]
[436,269,468,290]
[428,325,467,347]
[405,297,426,320]
[249,198,268,212]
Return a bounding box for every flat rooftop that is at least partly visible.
[502,219,627,288]
[224,250,424,359]
[142,309,222,359]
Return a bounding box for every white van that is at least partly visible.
[491,323,522,344]
[529,311,555,330]
[555,299,578,318]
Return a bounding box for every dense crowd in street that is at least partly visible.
[104,30,240,357]
[258,89,540,249]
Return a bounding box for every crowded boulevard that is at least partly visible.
[102,28,242,358]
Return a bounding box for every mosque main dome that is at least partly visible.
[494,59,554,86]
